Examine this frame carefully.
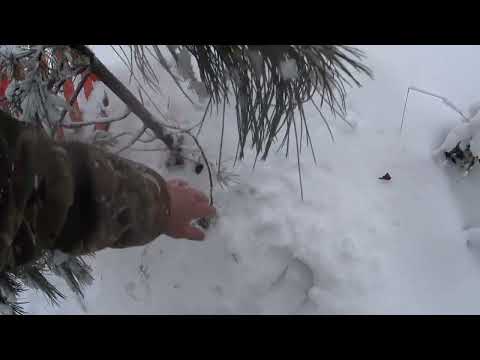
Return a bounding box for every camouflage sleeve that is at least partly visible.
[0,127,75,270]
[0,135,16,271]
[53,142,171,255]
[1,129,172,268]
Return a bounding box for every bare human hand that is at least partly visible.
[165,179,216,241]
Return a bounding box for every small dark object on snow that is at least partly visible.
[194,163,204,174]
[379,173,391,181]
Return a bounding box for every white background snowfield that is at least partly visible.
[21,45,480,314]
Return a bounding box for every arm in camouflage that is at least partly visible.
[0,110,172,270]
[55,141,171,255]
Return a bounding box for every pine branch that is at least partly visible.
[0,271,27,315]
[20,266,65,306]
[0,296,27,315]
[46,252,94,299]
[184,45,371,160]
[0,271,25,296]
[113,45,371,162]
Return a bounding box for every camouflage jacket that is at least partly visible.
[0,111,171,272]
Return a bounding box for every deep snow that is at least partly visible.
[21,45,480,314]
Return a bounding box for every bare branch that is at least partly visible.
[116,126,147,154]
[400,87,411,132]
[70,45,176,151]
[62,108,131,129]
[293,119,304,201]
[194,97,213,138]
[185,131,213,206]
[401,86,469,132]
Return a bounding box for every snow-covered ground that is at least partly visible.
[21,45,480,314]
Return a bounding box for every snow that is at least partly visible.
[19,45,480,314]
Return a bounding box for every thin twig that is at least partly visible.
[271,265,289,288]
[412,87,468,121]
[400,87,411,132]
[401,86,470,132]
[195,96,213,137]
[116,126,147,154]
[62,108,131,128]
[185,131,214,206]
[293,117,304,201]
